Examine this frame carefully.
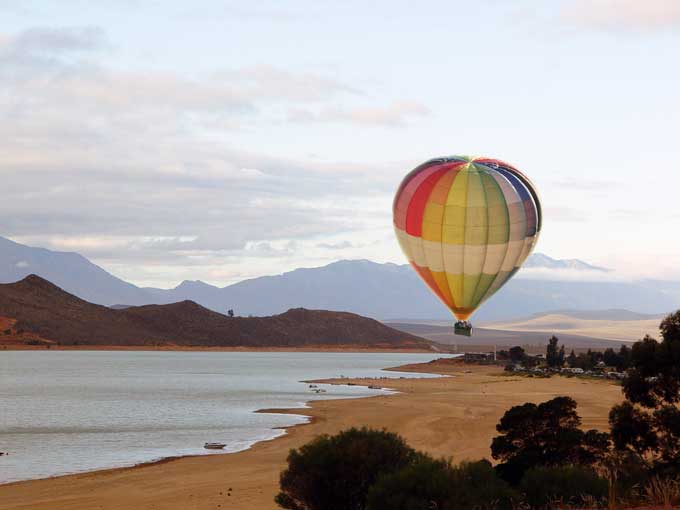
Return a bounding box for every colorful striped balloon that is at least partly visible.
[393,155,541,321]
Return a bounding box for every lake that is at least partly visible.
[0,350,446,483]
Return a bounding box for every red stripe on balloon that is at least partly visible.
[405,166,452,236]
[393,164,443,231]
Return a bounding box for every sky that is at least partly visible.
[0,0,679,288]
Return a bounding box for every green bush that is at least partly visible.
[492,397,610,485]
[366,458,516,510]
[449,460,517,510]
[275,427,418,510]
[519,465,608,509]
[365,456,455,510]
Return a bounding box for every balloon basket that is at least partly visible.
[454,322,472,337]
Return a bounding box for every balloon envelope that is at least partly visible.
[393,155,541,321]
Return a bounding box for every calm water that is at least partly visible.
[0,351,447,483]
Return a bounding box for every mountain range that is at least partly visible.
[0,275,429,349]
[1,235,679,322]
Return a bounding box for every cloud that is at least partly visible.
[0,26,411,286]
[317,240,355,250]
[544,206,588,222]
[288,101,431,126]
[216,65,358,102]
[517,266,631,283]
[11,26,107,54]
[550,178,622,191]
[562,0,680,30]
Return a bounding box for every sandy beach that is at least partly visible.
[0,360,624,510]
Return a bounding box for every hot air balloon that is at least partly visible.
[393,155,541,336]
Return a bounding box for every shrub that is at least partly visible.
[449,460,517,510]
[275,427,418,510]
[365,456,455,510]
[642,475,680,508]
[492,397,610,485]
[366,458,516,510]
[519,466,608,509]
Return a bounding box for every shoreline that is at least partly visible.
[0,359,624,510]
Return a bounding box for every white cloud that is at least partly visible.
[317,241,355,250]
[562,0,680,30]
[288,101,431,126]
[517,266,629,282]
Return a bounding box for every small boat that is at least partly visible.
[204,442,226,450]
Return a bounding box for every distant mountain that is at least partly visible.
[1,236,678,322]
[523,253,609,272]
[0,236,152,306]
[0,275,430,349]
[148,259,678,322]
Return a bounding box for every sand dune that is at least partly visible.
[487,313,660,342]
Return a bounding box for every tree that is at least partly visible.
[546,336,565,368]
[660,310,680,341]
[508,346,526,363]
[603,348,619,368]
[366,458,516,510]
[572,352,595,371]
[567,349,577,368]
[519,466,608,509]
[227,309,234,317]
[546,336,559,367]
[623,330,680,409]
[608,401,657,458]
[491,397,610,485]
[607,311,680,475]
[275,427,418,510]
[617,344,632,371]
[366,456,454,510]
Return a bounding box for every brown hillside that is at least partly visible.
[0,275,430,349]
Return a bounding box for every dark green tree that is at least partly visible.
[546,336,560,368]
[508,346,526,363]
[617,344,632,371]
[519,466,608,509]
[366,457,454,510]
[608,311,680,474]
[275,427,418,510]
[366,458,516,510]
[572,352,595,371]
[608,401,658,458]
[623,328,680,408]
[567,349,577,368]
[491,397,610,485]
[603,348,619,368]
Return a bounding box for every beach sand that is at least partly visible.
[0,361,624,510]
